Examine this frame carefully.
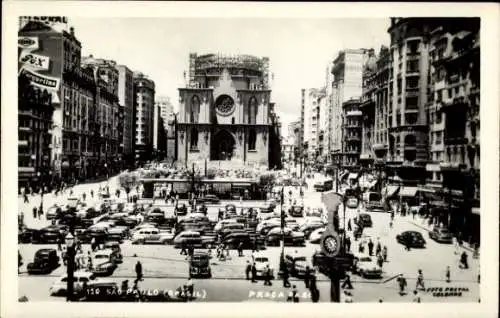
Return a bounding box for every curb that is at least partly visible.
[406,220,476,253]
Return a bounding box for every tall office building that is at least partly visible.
[331,49,369,164]
[133,72,156,164]
[117,64,135,167]
[302,88,326,159]
[156,96,174,131]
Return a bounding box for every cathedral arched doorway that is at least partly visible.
[211,130,236,161]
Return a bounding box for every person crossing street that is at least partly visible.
[368,239,374,256]
[415,269,425,290]
[245,261,252,280]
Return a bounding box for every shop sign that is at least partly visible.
[18,37,39,50]
[19,51,50,70]
[19,66,60,91]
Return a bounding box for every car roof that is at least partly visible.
[94,249,114,255]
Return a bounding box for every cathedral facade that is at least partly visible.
[176,53,275,168]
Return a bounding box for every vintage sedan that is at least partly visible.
[396,231,426,248]
[308,227,326,244]
[92,249,119,276]
[173,231,203,248]
[352,253,383,278]
[429,227,453,244]
[202,194,220,204]
[131,228,174,245]
[27,248,60,275]
[265,227,305,246]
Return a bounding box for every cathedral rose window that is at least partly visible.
[215,95,235,115]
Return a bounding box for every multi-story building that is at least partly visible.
[156,96,174,131]
[331,49,368,164]
[427,18,480,244]
[288,120,301,163]
[360,48,379,168]
[134,72,156,164]
[19,19,101,182]
[81,56,122,176]
[176,53,274,169]
[341,98,363,171]
[386,18,435,185]
[302,88,326,160]
[18,74,54,189]
[117,64,135,167]
[166,113,177,162]
[300,89,305,157]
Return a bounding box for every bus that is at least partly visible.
[313,178,333,192]
[362,191,385,211]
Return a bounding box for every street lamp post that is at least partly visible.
[65,232,76,302]
[278,187,285,277]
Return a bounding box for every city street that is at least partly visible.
[18,175,479,302]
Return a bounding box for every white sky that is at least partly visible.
[69,17,390,134]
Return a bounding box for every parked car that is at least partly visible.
[288,205,304,217]
[429,226,453,244]
[189,252,212,278]
[146,209,165,224]
[92,249,119,276]
[252,253,274,278]
[223,231,252,248]
[18,227,39,244]
[203,194,220,204]
[214,219,238,232]
[285,219,300,231]
[49,271,110,296]
[173,231,203,248]
[299,222,324,238]
[218,223,245,236]
[265,227,305,246]
[308,227,326,244]
[284,253,314,277]
[27,248,60,275]
[107,226,129,242]
[356,213,373,228]
[37,225,68,244]
[132,228,174,244]
[396,230,426,248]
[46,205,63,220]
[103,241,123,263]
[352,253,383,278]
[225,204,237,213]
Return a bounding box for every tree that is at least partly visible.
[119,172,139,201]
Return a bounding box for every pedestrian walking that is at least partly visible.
[82,192,86,201]
[460,251,469,269]
[245,261,252,280]
[135,261,143,283]
[32,207,37,219]
[358,241,364,253]
[304,266,311,289]
[24,193,29,203]
[180,242,187,256]
[238,241,244,257]
[309,274,319,302]
[368,239,374,256]
[263,265,272,286]
[397,274,407,295]
[416,269,425,290]
[382,246,388,262]
[375,240,381,256]
[377,254,384,268]
[341,273,353,289]
[251,262,257,283]
[453,236,460,255]
[347,219,352,232]
[90,190,94,198]
[87,252,93,271]
[445,266,451,283]
[282,265,291,288]
[389,219,393,229]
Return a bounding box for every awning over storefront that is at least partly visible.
[382,185,400,198]
[399,186,419,197]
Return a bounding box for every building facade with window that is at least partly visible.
[176,53,274,168]
[134,72,156,164]
[81,56,123,177]
[18,74,54,189]
[302,87,326,160]
[117,64,135,167]
[331,49,368,164]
